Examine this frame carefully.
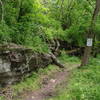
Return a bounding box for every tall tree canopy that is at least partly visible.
[0,0,100,54]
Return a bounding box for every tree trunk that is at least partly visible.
[81,46,92,66]
[0,0,4,22]
[17,0,22,22]
[81,0,100,66]
[81,28,94,66]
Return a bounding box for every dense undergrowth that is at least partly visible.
[48,55,100,100]
[0,0,100,53]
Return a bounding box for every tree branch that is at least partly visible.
[92,0,100,21]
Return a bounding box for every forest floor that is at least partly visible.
[1,55,100,100]
[21,65,79,100]
[14,63,79,100]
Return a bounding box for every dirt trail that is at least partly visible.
[16,64,79,100]
[22,70,69,100]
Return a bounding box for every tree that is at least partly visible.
[81,0,100,66]
[0,0,4,22]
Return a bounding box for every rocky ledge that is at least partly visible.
[0,44,53,86]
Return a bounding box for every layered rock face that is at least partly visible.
[0,44,52,86]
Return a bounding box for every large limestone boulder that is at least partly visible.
[0,44,52,86]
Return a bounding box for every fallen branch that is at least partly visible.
[49,52,65,68]
[66,48,81,54]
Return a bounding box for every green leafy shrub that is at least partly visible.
[0,23,12,43]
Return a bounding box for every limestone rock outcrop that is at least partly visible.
[0,44,52,86]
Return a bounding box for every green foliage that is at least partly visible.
[0,97,5,100]
[0,0,51,52]
[12,72,39,95]
[59,50,80,63]
[25,36,49,53]
[0,0,100,52]
[0,22,12,43]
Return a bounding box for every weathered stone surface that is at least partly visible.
[0,44,52,86]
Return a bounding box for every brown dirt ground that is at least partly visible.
[21,70,69,100]
[15,64,79,100]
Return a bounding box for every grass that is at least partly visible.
[59,50,80,63]
[0,97,5,100]
[47,55,100,100]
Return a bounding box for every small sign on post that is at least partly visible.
[87,38,93,46]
